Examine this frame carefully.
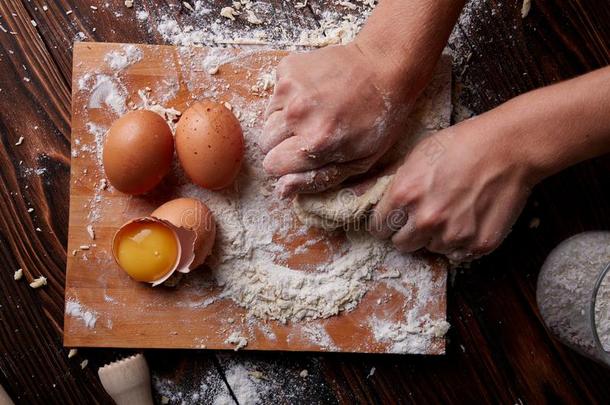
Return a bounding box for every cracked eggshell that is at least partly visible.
[151,197,216,268]
[111,217,196,287]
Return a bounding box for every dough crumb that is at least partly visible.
[521,0,531,18]
[225,332,248,351]
[29,276,47,289]
[68,348,78,358]
[80,359,88,369]
[220,7,239,21]
[245,10,262,24]
[182,1,194,12]
[86,224,95,240]
[14,269,23,281]
[248,370,265,380]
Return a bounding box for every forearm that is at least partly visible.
[354,0,465,93]
[492,66,610,183]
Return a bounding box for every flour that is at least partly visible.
[136,10,149,21]
[104,44,143,70]
[299,324,338,350]
[153,1,374,48]
[84,74,127,115]
[225,331,248,351]
[153,368,230,405]
[537,232,610,361]
[213,364,268,405]
[66,299,98,329]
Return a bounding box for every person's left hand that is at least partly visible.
[259,43,420,197]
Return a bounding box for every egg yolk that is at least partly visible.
[114,222,179,282]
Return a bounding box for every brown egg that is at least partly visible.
[175,101,244,190]
[103,110,174,195]
[151,197,216,268]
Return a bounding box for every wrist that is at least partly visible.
[353,0,465,98]
[352,35,428,99]
[457,104,547,188]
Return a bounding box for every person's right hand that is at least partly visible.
[370,114,536,262]
[258,43,424,197]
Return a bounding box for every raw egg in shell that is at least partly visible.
[175,101,244,190]
[103,110,174,195]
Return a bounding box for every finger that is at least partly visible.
[264,77,291,119]
[262,135,333,176]
[370,179,408,240]
[426,229,475,256]
[275,158,373,198]
[260,112,292,153]
[264,94,285,120]
[426,238,456,255]
[391,216,434,253]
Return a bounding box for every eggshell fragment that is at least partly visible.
[151,197,216,268]
[103,110,174,195]
[175,101,244,190]
[111,217,196,286]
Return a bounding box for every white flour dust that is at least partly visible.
[65,299,98,329]
[104,44,143,70]
[153,368,230,405]
[150,0,374,48]
[213,364,268,405]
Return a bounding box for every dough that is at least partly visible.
[293,175,394,230]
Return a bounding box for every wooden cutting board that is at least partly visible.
[64,42,449,354]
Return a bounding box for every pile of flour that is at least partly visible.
[537,232,610,361]
[170,49,452,334]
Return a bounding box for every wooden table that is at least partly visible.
[1,0,609,403]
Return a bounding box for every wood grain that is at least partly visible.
[1,0,610,403]
[64,42,448,354]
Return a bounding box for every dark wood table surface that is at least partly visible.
[1,0,609,404]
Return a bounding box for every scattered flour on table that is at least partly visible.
[82,74,127,115]
[213,364,268,405]
[151,0,375,48]
[104,44,143,70]
[225,331,248,351]
[153,369,230,405]
[65,299,98,329]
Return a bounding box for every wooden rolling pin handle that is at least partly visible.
[98,354,153,405]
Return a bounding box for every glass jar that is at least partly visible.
[536,231,610,367]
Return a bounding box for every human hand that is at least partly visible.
[259,43,419,197]
[371,115,535,262]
